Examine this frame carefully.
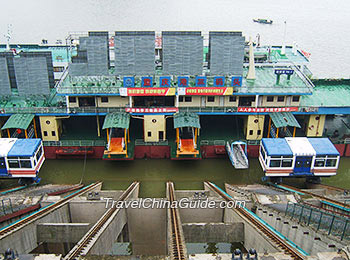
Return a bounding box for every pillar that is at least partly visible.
[244,115,265,140]
[39,116,62,141]
[306,115,326,137]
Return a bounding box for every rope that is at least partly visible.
[79,148,88,185]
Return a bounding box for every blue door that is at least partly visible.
[294,156,312,174]
[0,157,8,176]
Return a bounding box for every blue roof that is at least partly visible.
[261,138,293,156]
[308,138,340,156]
[8,139,41,157]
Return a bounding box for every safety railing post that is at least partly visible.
[341,220,348,241]
[317,212,323,231]
[328,215,335,236]
[307,208,313,226]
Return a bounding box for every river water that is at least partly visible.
[1,1,350,193]
[39,158,350,197]
[1,0,350,78]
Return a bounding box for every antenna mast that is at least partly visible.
[5,24,12,51]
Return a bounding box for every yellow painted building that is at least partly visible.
[39,116,63,141]
[143,115,166,142]
[244,115,265,140]
[306,114,326,137]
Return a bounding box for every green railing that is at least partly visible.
[134,139,169,146]
[285,201,350,241]
[43,140,106,147]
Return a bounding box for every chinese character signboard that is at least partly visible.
[123,77,135,87]
[125,88,176,96]
[195,76,207,87]
[213,76,225,87]
[178,76,189,87]
[237,107,298,113]
[160,76,171,87]
[141,77,153,87]
[125,107,178,113]
[179,87,233,96]
[231,76,242,87]
[274,69,294,75]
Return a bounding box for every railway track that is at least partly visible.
[279,184,350,209]
[167,182,186,260]
[63,181,139,260]
[0,181,102,239]
[306,183,347,193]
[205,181,307,260]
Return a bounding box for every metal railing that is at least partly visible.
[285,202,350,241]
[134,139,168,146]
[43,140,106,147]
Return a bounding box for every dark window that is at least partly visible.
[314,159,325,167]
[8,160,20,168]
[270,160,281,168]
[159,131,164,140]
[51,131,56,136]
[249,130,253,135]
[267,96,274,102]
[207,96,215,102]
[282,159,293,167]
[185,96,192,102]
[69,97,76,103]
[292,96,300,102]
[101,97,109,103]
[229,96,236,102]
[148,131,152,137]
[326,159,337,167]
[260,148,265,160]
[179,96,184,102]
[277,96,285,102]
[20,160,32,168]
[43,131,48,136]
[36,147,43,162]
[257,130,262,135]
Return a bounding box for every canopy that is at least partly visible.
[1,114,35,130]
[173,112,200,129]
[261,138,292,156]
[269,112,301,128]
[308,138,340,156]
[102,112,130,130]
[8,139,41,157]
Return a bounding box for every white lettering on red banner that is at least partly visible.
[237,107,298,113]
[125,107,179,113]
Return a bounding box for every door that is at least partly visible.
[294,156,312,173]
[0,157,7,175]
[201,97,206,107]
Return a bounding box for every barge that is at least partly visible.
[0,31,349,175]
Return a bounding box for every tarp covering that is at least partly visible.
[308,138,340,156]
[173,112,200,129]
[269,112,301,128]
[102,112,130,130]
[1,114,35,130]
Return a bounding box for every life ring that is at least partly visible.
[0,109,5,114]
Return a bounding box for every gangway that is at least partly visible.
[226,141,249,169]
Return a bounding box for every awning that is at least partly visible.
[173,112,200,129]
[1,114,35,130]
[269,112,301,128]
[102,112,130,130]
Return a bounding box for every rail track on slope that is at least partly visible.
[205,181,308,260]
